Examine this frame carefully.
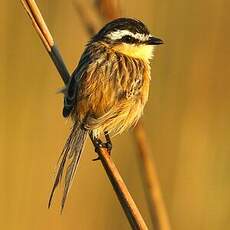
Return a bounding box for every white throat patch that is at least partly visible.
[106,30,150,42]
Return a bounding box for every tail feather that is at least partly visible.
[48,122,88,211]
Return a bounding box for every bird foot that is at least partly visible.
[92,140,112,161]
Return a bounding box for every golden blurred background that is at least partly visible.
[1,0,230,229]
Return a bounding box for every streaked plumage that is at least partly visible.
[49,18,163,210]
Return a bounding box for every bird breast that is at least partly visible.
[74,43,151,137]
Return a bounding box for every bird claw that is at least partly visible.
[92,156,100,161]
[104,142,112,154]
[92,140,112,161]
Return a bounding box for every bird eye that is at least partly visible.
[122,35,135,43]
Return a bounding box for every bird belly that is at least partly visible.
[89,68,150,137]
[99,97,146,137]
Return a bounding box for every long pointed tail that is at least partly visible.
[48,122,88,211]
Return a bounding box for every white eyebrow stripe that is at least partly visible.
[106,30,150,41]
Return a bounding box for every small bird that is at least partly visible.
[48,17,163,210]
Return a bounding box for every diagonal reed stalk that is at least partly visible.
[134,122,171,230]
[20,0,148,229]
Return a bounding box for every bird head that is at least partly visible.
[92,18,163,61]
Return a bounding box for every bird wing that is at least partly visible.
[62,47,92,117]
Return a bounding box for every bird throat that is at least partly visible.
[112,43,154,61]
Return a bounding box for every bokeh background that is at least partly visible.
[1,0,230,229]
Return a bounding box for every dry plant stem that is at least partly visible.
[90,138,148,230]
[99,150,148,230]
[73,1,100,36]
[21,0,70,85]
[21,0,53,51]
[20,1,148,229]
[95,0,121,20]
[134,122,171,230]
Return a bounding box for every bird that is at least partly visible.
[48,17,163,211]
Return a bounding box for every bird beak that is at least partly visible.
[146,36,163,45]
